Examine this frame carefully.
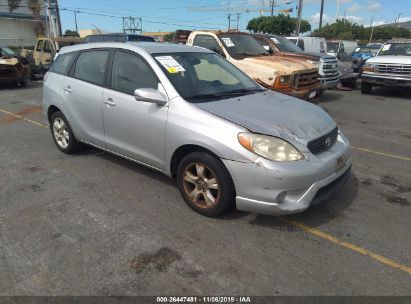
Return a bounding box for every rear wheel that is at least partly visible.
[177,152,235,217]
[50,111,84,154]
[361,82,372,94]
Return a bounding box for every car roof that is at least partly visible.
[58,42,212,55]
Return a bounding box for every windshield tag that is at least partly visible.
[155,56,186,73]
[222,38,235,47]
[381,44,391,52]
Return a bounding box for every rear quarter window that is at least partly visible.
[49,52,77,75]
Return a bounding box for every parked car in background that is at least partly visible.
[43,42,351,217]
[286,37,327,54]
[361,39,411,94]
[0,46,30,86]
[20,37,83,77]
[83,33,155,43]
[327,40,358,58]
[351,45,380,61]
[252,34,339,93]
[186,30,320,100]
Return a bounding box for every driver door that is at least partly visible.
[102,50,168,170]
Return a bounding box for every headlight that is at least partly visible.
[363,62,375,72]
[307,60,320,68]
[274,75,291,88]
[238,133,304,162]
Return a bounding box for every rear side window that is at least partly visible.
[111,51,158,95]
[74,50,109,86]
[193,35,224,54]
[49,52,77,75]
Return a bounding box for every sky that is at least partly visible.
[58,0,411,34]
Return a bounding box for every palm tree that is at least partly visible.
[7,0,22,13]
[27,0,45,36]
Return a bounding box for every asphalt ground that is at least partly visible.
[0,81,410,296]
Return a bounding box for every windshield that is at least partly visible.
[353,46,379,56]
[218,34,269,58]
[327,42,339,53]
[154,52,263,102]
[270,36,302,52]
[378,43,411,56]
[0,47,16,58]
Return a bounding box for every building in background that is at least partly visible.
[0,0,48,47]
[144,31,173,42]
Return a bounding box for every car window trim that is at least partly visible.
[107,48,161,96]
[69,48,111,88]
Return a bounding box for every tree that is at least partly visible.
[65,30,79,37]
[247,14,311,36]
[163,32,175,42]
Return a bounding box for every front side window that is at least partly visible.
[296,39,305,51]
[49,52,77,75]
[154,52,262,102]
[327,42,339,53]
[74,50,109,86]
[44,41,52,53]
[218,34,268,58]
[111,51,158,95]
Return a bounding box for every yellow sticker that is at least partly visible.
[167,67,178,73]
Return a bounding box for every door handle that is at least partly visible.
[64,86,72,93]
[104,98,116,107]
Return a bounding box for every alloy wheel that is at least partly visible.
[53,118,69,149]
[182,163,220,208]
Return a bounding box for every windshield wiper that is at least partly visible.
[185,88,263,101]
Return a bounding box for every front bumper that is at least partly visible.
[362,73,411,87]
[223,133,352,215]
[319,76,339,89]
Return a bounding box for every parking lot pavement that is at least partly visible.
[0,82,410,295]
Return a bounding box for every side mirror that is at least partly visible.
[134,88,168,106]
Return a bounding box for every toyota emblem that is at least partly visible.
[324,137,332,148]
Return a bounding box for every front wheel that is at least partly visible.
[177,152,235,217]
[361,82,372,94]
[50,111,84,154]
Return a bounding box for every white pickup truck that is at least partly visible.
[361,39,411,94]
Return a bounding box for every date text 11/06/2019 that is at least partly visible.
[156,296,252,303]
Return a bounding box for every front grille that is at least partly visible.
[292,69,319,90]
[375,63,411,76]
[307,127,338,154]
[320,57,339,81]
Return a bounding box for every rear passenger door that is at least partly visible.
[102,50,168,170]
[62,49,109,147]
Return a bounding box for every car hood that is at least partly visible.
[194,90,336,149]
[239,55,317,73]
[367,55,411,64]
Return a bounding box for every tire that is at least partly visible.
[50,111,84,154]
[361,82,372,94]
[177,151,236,217]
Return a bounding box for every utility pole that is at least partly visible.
[295,0,303,36]
[236,13,240,30]
[336,0,341,20]
[74,11,78,33]
[227,13,232,30]
[369,17,374,44]
[319,0,324,29]
[394,13,401,37]
[270,0,275,16]
[54,0,62,37]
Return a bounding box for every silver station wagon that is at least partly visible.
[42,42,352,217]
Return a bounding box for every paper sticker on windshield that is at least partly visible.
[354,47,360,52]
[271,38,280,44]
[381,44,391,52]
[222,37,235,47]
[155,56,185,73]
